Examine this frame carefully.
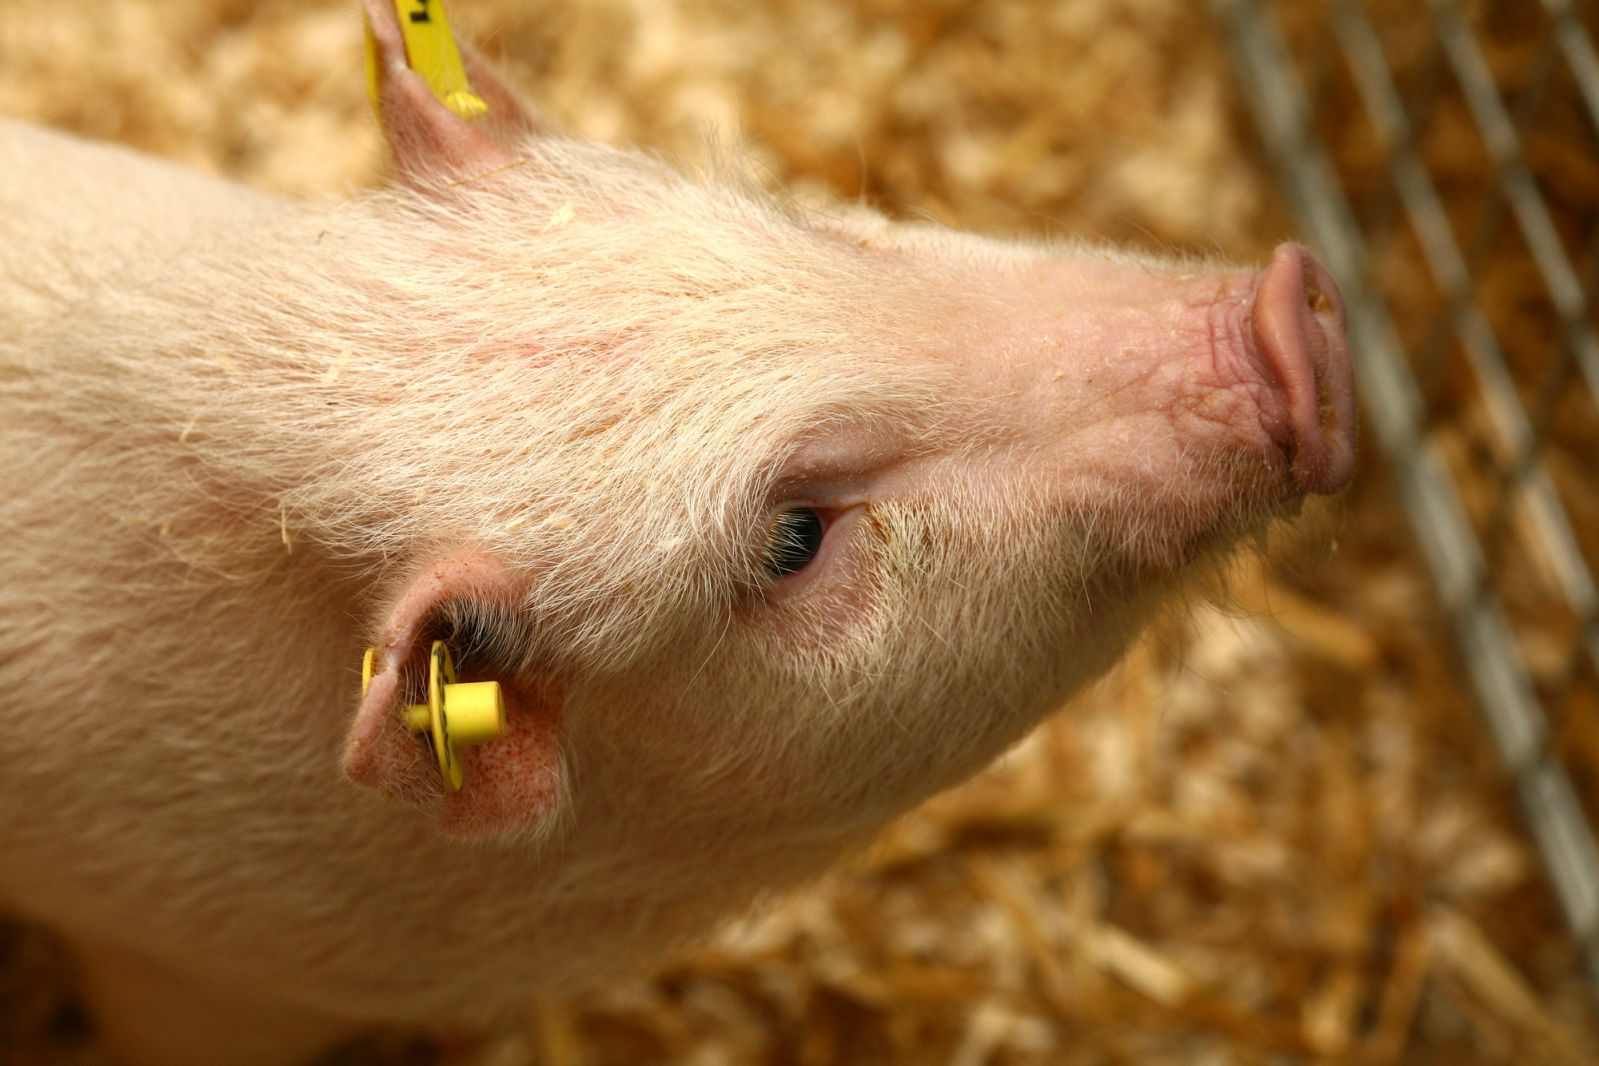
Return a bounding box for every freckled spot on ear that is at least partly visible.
[437,674,564,839]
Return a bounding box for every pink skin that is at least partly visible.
[0,6,1359,1063]
[350,241,1357,837]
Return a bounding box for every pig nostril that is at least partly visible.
[1320,390,1339,432]
[1300,254,1334,317]
[1310,349,1338,432]
[1307,283,1332,315]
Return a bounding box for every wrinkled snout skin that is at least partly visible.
[0,6,1355,1064]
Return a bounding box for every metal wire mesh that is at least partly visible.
[1213,0,1599,990]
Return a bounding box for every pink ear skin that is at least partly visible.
[342,553,564,841]
[362,0,534,183]
[457,40,554,142]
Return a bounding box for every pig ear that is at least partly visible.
[457,40,553,142]
[363,0,546,183]
[343,552,566,842]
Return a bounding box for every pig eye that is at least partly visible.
[762,507,826,578]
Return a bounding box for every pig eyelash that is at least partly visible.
[761,506,830,580]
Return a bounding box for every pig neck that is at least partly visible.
[0,120,370,766]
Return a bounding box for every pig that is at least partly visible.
[0,1,1357,1063]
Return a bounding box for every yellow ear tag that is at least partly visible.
[365,0,490,125]
[361,642,505,792]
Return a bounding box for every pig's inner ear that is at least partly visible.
[342,554,565,843]
[362,0,540,184]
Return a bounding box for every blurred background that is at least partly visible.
[2,1,1597,1062]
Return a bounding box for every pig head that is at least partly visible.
[0,2,1355,1062]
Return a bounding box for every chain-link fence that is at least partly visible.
[1214,0,1599,991]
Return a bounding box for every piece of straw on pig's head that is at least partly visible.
[340,0,1355,852]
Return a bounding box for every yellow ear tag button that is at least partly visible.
[361,642,505,792]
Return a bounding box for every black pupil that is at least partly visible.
[764,508,825,578]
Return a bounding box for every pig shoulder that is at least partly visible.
[0,118,282,328]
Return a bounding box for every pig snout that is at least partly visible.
[1249,242,1356,496]
[966,238,1358,570]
